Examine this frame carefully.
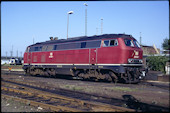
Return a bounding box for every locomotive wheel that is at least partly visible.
[128,71,140,84]
[25,68,31,76]
[109,71,118,83]
[122,72,140,84]
[39,69,45,76]
[50,68,56,77]
[30,68,36,76]
[123,73,132,84]
[44,70,50,77]
[127,71,132,84]
[34,69,41,76]
[99,70,115,82]
[77,72,85,80]
[104,74,112,82]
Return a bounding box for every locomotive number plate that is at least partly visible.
[57,65,62,68]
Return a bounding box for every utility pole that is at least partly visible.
[67,11,73,40]
[20,52,22,58]
[96,28,98,35]
[10,45,13,58]
[12,45,13,58]
[10,51,12,58]
[6,51,7,59]
[17,50,18,58]
[84,3,88,36]
[140,32,142,45]
[33,37,34,44]
[101,18,103,35]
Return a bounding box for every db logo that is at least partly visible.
[134,50,139,58]
[134,50,139,56]
[49,52,53,58]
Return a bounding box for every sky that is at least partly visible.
[1,1,169,57]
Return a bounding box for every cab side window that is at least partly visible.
[42,45,48,51]
[34,46,42,51]
[110,40,115,46]
[86,40,101,48]
[34,47,39,51]
[103,39,118,47]
[110,40,118,46]
[81,42,86,48]
[53,45,58,50]
[46,45,53,51]
[103,40,109,47]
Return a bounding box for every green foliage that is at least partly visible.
[162,38,170,50]
[147,56,169,73]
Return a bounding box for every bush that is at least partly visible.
[147,56,169,73]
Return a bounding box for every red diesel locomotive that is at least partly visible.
[23,34,147,83]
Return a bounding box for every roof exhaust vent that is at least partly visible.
[50,37,53,40]
[54,37,58,40]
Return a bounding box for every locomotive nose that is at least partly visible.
[127,49,143,64]
[129,48,143,59]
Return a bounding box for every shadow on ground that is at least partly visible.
[122,94,169,112]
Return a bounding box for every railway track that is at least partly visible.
[1,70,170,112]
[2,70,169,90]
[1,76,169,112]
[1,80,134,112]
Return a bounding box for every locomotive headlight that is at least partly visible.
[128,59,133,63]
[139,59,143,63]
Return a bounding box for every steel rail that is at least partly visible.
[1,94,80,112]
[1,81,135,112]
[1,77,130,108]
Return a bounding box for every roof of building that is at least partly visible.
[141,45,153,48]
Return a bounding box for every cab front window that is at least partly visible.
[124,39,134,47]
[133,40,141,48]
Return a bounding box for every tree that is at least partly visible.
[162,38,170,50]
[147,56,168,73]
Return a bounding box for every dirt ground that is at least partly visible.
[1,65,170,112]
[1,97,51,112]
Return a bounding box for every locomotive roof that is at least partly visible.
[30,34,135,46]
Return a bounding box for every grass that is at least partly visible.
[104,86,138,92]
[61,84,138,93]
[62,85,84,91]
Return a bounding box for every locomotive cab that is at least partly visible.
[118,37,147,83]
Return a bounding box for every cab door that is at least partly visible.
[90,48,97,64]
